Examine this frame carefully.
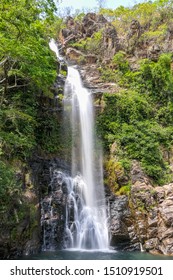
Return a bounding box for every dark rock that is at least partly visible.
[155,187,165,203]
[108,158,173,256]
[127,20,141,39]
[148,44,161,61]
[109,195,138,250]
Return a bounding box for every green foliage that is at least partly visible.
[112,51,130,73]
[70,30,103,55]
[59,69,67,76]
[0,89,37,160]
[0,0,59,161]
[99,68,118,82]
[116,184,131,196]
[130,54,173,104]
[100,52,130,84]
[0,0,57,99]
[0,0,60,232]
[100,0,173,43]
[74,12,85,22]
[35,109,72,159]
[0,161,18,198]
[140,24,167,43]
[97,87,173,184]
[104,159,125,192]
[70,38,91,51]
[0,160,21,220]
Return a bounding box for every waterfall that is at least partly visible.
[64,67,109,250]
[42,39,109,250]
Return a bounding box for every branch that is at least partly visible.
[0,78,6,84]
[7,83,30,89]
[0,58,8,67]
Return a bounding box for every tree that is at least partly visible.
[0,0,58,105]
[0,0,59,160]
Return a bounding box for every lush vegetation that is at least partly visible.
[0,0,63,232]
[87,1,173,187]
[100,0,173,36]
[97,53,173,185]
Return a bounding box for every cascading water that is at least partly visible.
[41,39,109,251]
[64,67,109,249]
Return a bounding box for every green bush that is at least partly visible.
[112,51,130,73]
[116,184,131,196]
[97,88,173,184]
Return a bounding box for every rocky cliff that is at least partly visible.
[108,161,173,255]
[57,9,173,256]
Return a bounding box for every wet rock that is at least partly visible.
[109,195,139,250]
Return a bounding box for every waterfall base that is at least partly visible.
[41,170,108,251]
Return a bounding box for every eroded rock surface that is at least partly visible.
[109,161,173,256]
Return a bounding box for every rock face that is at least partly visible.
[41,168,71,250]
[109,161,173,256]
[60,13,119,61]
[66,47,97,65]
[127,20,142,39]
[61,13,108,45]
[109,195,140,251]
[130,183,173,255]
[31,158,71,251]
[103,24,119,61]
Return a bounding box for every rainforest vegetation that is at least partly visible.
[0,0,62,227]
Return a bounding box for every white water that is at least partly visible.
[49,38,63,60]
[49,39,109,250]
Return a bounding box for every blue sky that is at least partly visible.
[58,0,143,12]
